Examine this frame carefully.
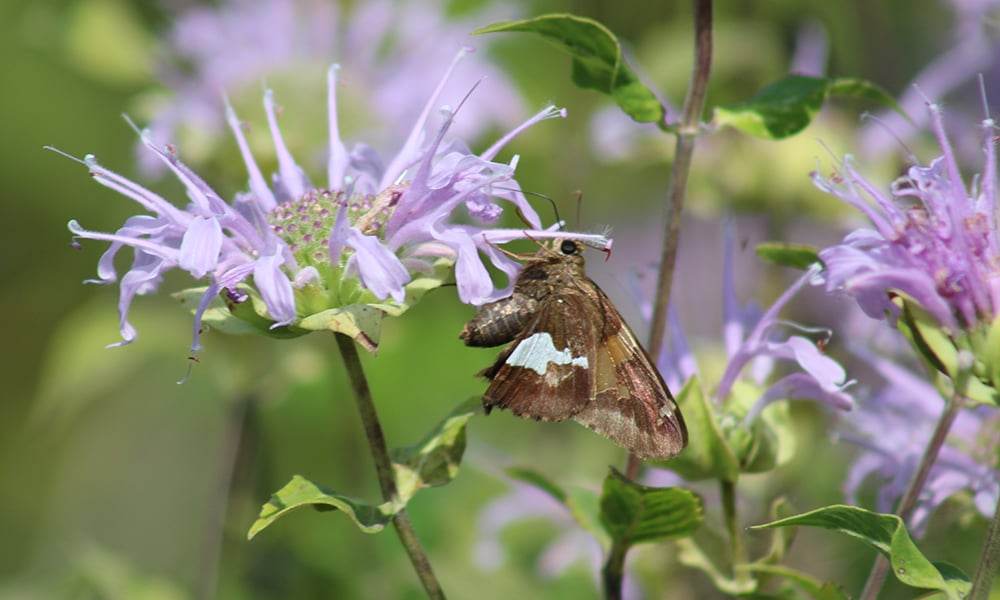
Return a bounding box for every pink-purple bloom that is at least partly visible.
[142,0,525,174]
[647,226,853,421]
[839,345,999,535]
[815,101,1000,334]
[64,57,607,353]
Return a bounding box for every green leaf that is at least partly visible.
[248,475,396,539]
[714,76,903,139]
[249,400,477,539]
[390,398,479,504]
[676,538,757,595]
[756,498,798,566]
[507,467,606,543]
[895,295,958,378]
[745,564,849,600]
[658,376,740,482]
[475,14,664,123]
[174,286,306,339]
[506,466,568,503]
[985,316,1000,393]
[176,259,453,354]
[755,242,821,271]
[752,505,969,598]
[599,467,703,547]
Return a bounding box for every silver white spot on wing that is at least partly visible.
[506,332,589,375]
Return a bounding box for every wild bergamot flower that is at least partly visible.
[62,60,608,354]
[140,0,526,175]
[815,100,1000,403]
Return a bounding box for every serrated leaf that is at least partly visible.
[599,467,702,547]
[714,76,903,139]
[752,505,969,598]
[756,242,821,270]
[657,376,740,482]
[248,475,396,539]
[390,398,479,503]
[475,14,664,123]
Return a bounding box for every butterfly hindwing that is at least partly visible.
[572,286,687,459]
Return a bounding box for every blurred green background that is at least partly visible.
[2,0,994,598]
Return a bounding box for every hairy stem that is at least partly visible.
[858,393,962,600]
[627,0,714,482]
[196,396,250,600]
[335,333,445,599]
[602,541,628,600]
[720,479,750,587]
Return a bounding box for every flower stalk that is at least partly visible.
[334,333,444,599]
[720,479,751,588]
[627,0,714,481]
[858,392,962,600]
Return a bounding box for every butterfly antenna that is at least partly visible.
[520,189,564,229]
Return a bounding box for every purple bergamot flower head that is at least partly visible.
[839,344,999,536]
[140,0,526,175]
[814,98,1000,401]
[60,57,608,355]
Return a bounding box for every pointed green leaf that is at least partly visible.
[475,14,664,123]
[390,398,479,504]
[506,466,568,503]
[248,475,396,539]
[745,564,849,600]
[507,466,606,543]
[174,286,306,339]
[565,485,607,543]
[675,538,757,595]
[755,242,821,271]
[752,505,969,597]
[599,467,702,548]
[657,376,740,482]
[175,259,453,353]
[757,498,798,566]
[895,295,958,378]
[985,316,1000,394]
[715,76,902,139]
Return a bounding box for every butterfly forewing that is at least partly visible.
[481,293,597,420]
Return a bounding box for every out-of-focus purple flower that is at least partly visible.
[638,226,854,420]
[816,102,1000,335]
[839,345,1000,536]
[141,0,526,174]
[859,0,1000,160]
[473,481,641,599]
[63,58,607,353]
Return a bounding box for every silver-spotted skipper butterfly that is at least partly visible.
[461,238,687,460]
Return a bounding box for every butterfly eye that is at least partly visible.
[559,240,578,255]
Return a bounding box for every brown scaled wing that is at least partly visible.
[481,278,687,460]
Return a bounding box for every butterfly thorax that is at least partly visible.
[460,239,588,347]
